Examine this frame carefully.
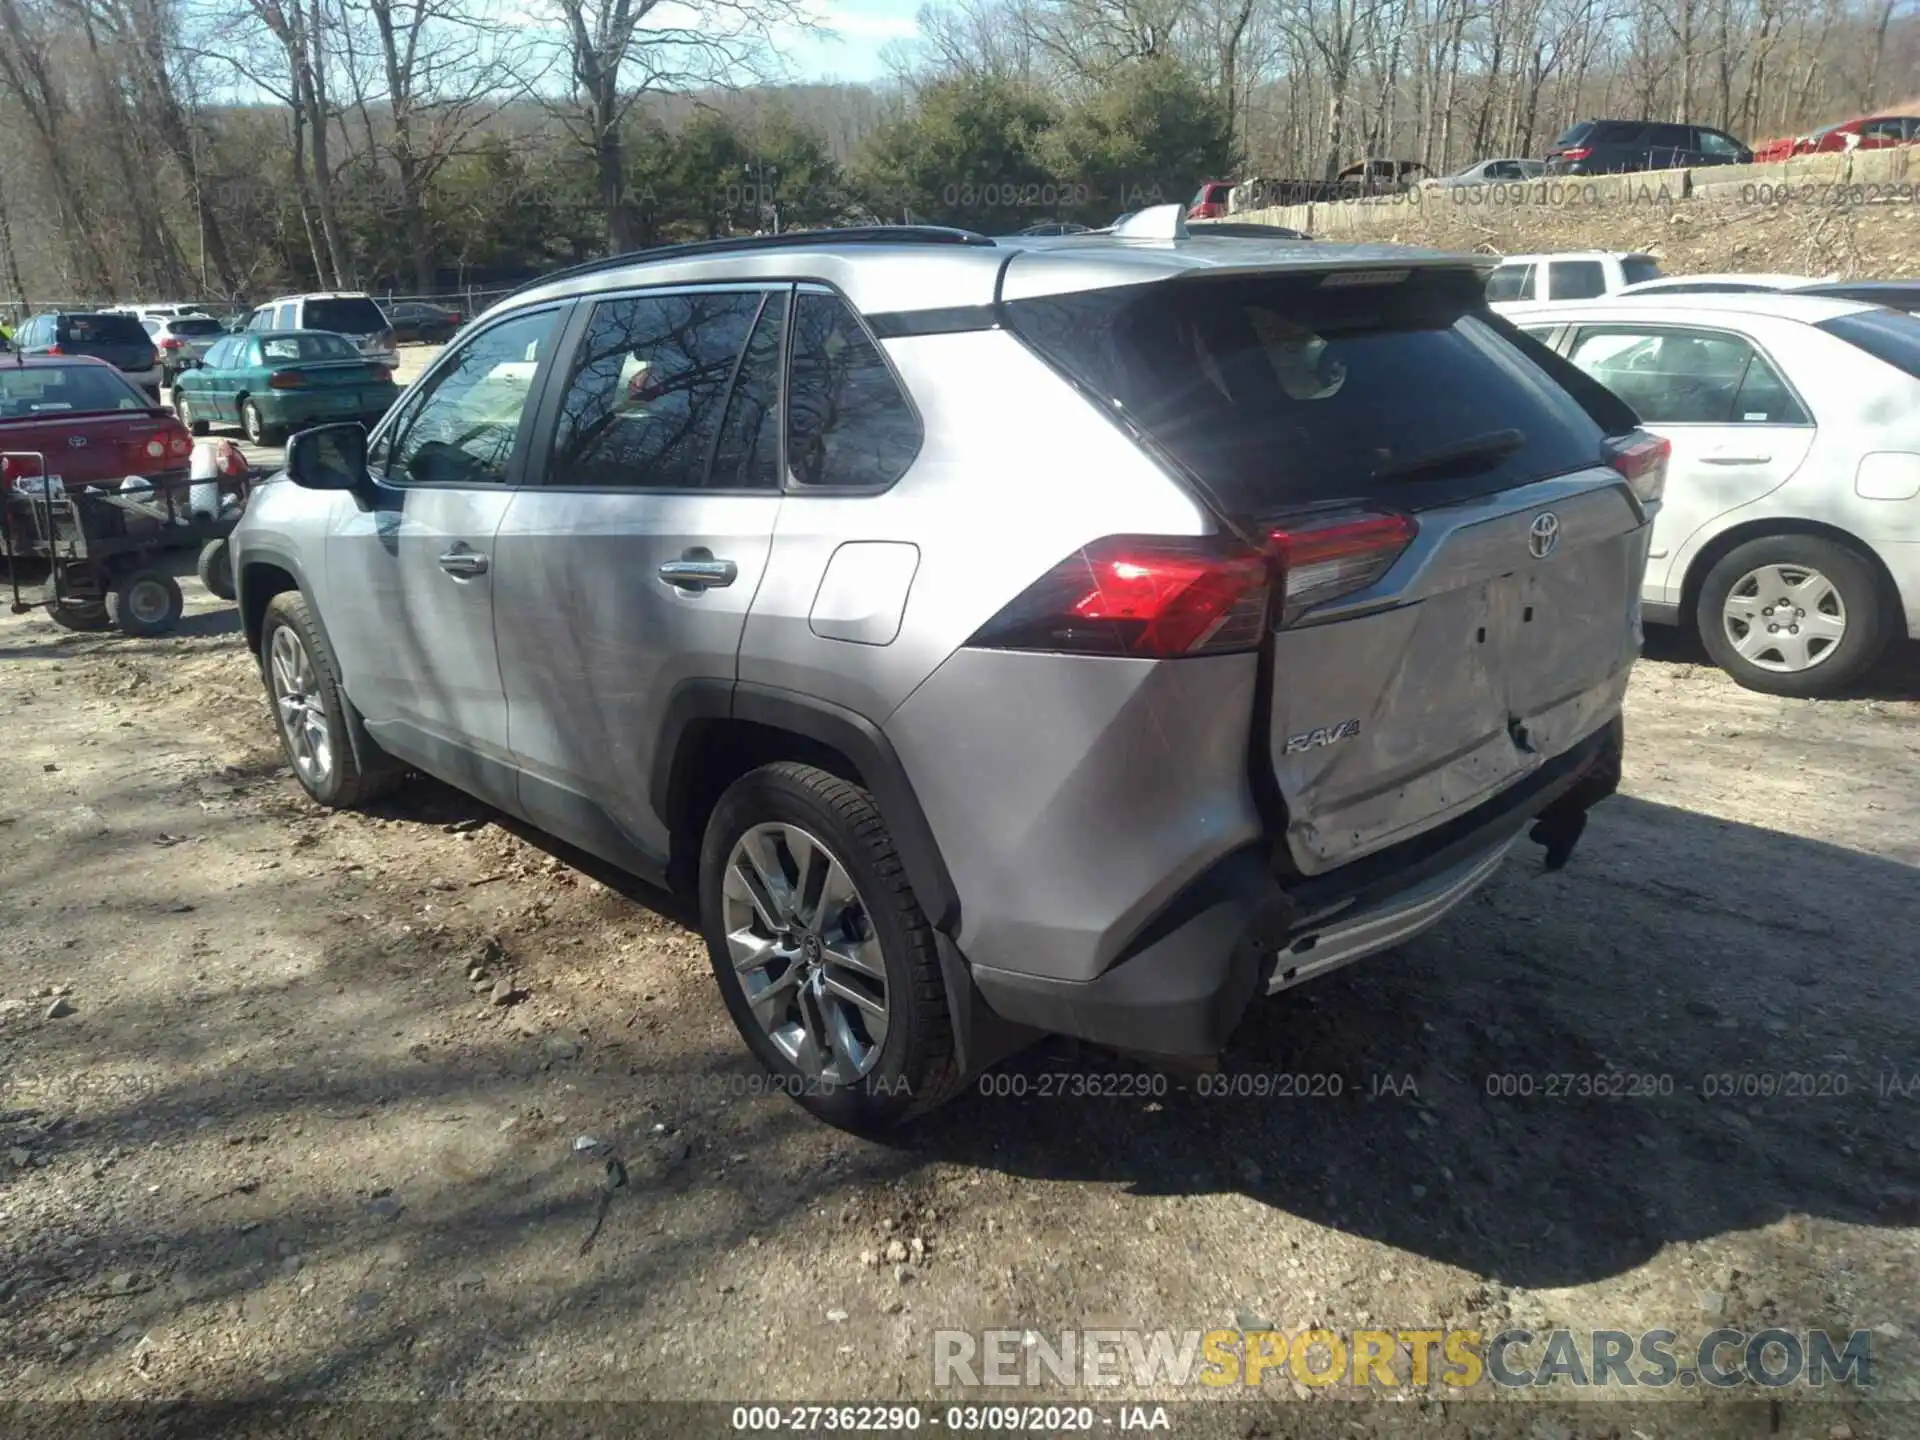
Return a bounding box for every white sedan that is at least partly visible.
[1514,293,1920,696]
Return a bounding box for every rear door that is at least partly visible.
[1004,264,1653,875]
[1562,322,1816,605]
[490,285,785,872]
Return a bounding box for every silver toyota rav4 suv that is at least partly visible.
[232,211,1665,1130]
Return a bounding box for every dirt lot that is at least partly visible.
[0,572,1916,1436]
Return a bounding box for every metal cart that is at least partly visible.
[2,451,257,636]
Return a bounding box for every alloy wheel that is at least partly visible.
[1721,563,1847,673]
[269,625,333,787]
[720,822,889,1084]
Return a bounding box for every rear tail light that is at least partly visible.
[45,344,63,355]
[1266,510,1418,625]
[968,536,1271,657]
[1558,147,1592,162]
[1606,431,1670,504]
[159,337,185,350]
[2,453,44,482]
[268,370,307,389]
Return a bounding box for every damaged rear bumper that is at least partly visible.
[969,714,1623,1059]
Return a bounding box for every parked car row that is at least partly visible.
[1491,271,1920,696]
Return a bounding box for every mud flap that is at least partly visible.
[1527,713,1623,871]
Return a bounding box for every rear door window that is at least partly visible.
[546,289,765,490]
[1005,267,1615,514]
[785,290,922,489]
[1550,260,1607,299]
[1592,121,1646,144]
[1568,326,1809,424]
[1697,129,1744,157]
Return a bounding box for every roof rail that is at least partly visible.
[498,226,999,306]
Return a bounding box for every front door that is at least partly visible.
[321,305,565,809]
[491,285,787,874]
[1563,323,1818,605]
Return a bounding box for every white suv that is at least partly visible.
[1487,251,1662,310]
[1516,292,1920,695]
[244,292,397,367]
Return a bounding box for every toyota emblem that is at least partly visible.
[67,435,88,448]
[1528,511,1561,559]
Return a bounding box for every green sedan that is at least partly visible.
[172,329,402,445]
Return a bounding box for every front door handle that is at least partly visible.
[438,548,489,578]
[659,554,738,591]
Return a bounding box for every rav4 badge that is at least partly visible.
[1284,718,1361,754]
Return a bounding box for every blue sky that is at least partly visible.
[779,0,921,82]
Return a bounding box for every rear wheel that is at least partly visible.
[1696,534,1889,697]
[175,394,207,436]
[107,568,184,637]
[260,590,406,807]
[241,400,279,447]
[196,538,235,601]
[46,599,111,633]
[698,762,961,1131]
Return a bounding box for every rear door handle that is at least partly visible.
[1703,451,1771,466]
[658,555,737,591]
[438,548,489,578]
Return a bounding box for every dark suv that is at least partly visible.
[12,312,164,397]
[1546,120,1751,175]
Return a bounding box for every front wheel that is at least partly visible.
[1696,535,1890,697]
[260,591,407,807]
[698,762,961,1131]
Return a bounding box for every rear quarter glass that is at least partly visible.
[1004,268,1615,516]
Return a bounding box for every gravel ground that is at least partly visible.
[0,572,1914,1438]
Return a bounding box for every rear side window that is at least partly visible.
[304,298,388,333]
[786,291,921,489]
[1818,311,1920,379]
[57,314,148,345]
[1551,260,1607,299]
[1621,256,1662,285]
[1591,121,1646,144]
[1005,268,1614,514]
[1485,264,1535,301]
[548,290,765,490]
[1647,123,1691,149]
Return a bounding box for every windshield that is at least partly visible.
[1005,268,1615,513]
[305,298,389,334]
[0,363,150,417]
[261,333,362,362]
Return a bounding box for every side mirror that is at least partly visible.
[286,422,369,492]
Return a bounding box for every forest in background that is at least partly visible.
[0,0,1914,304]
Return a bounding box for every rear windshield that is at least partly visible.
[1005,268,1617,513]
[0,364,149,417]
[56,314,149,345]
[170,317,226,336]
[305,298,389,334]
[1818,310,1920,378]
[261,333,361,362]
[1621,256,1663,284]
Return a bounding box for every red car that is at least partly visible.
[1186,181,1233,220]
[1753,114,1920,162]
[0,355,194,493]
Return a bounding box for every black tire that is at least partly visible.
[698,762,962,1131]
[175,394,207,436]
[106,568,183,637]
[1696,534,1890,698]
[259,590,407,808]
[46,600,111,632]
[196,538,235,601]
